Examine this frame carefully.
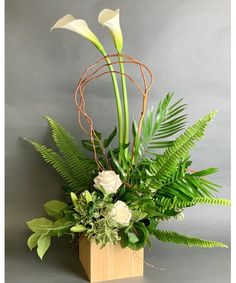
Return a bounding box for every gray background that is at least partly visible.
[5,0,230,282]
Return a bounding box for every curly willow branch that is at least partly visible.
[73,54,153,169]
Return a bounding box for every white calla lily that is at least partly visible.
[51,14,105,54]
[98,9,123,53]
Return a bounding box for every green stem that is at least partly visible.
[101,51,124,161]
[119,56,129,159]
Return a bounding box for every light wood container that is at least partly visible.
[79,237,144,282]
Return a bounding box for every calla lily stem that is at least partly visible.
[101,51,124,161]
[119,56,129,159]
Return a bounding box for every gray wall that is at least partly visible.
[6,0,230,282]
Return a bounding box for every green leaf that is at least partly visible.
[54,218,71,228]
[25,117,97,193]
[131,210,147,222]
[44,200,68,218]
[24,139,81,191]
[120,222,149,250]
[127,232,139,243]
[53,218,73,237]
[154,230,228,248]
[148,111,217,188]
[81,140,103,154]
[37,234,51,260]
[27,233,40,251]
[84,190,93,203]
[157,196,231,211]
[140,93,187,156]
[103,127,117,148]
[27,217,53,233]
[191,167,218,177]
[129,222,148,250]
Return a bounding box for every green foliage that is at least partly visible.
[154,230,228,248]
[81,127,117,155]
[120,222,149,250]
[140,93,187,156]
[157,196,231,212]
[37,234,51,260]
[27,217,53,233]
[146,111,217,188]
[27,233,40,251]
[25,94,230,260]
[44,200,68,218]
[27,200,76,259]
[156,171,219,201]
[24,117,97,192]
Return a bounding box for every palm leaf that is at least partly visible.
[140,93,187,156]
[154,230,228,248]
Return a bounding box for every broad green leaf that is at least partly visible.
[27,233,40,250]
[131,210,147,222]
[127,232,139,243]
[53,218,72,237]
[37,234,51,260]
[54,218,71,228]
[127,222,148,250]
[44,200,68,217]
[27,217,53,233]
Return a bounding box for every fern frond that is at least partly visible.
[45,117,96,189]
[141,93,187,156]
[147,111,217,188]
[24,139,81,190]
[154,230,228,248]
[157,196,231,212]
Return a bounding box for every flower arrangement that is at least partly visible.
[26,8,230,263]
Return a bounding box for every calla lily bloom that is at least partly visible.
[98,9,123,53]
[51,14,105,54]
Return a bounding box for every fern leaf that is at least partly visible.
[158,196,231,212]
[45,117,96,189]
[148,111,217,188]
[154,230,228,248]
[24,139,81,190]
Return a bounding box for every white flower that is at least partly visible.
[51,14,105,54]
[108,200,131,226]
[94,170,122,194]
[98,9,123,53]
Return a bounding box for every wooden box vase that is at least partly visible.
[79,237,144,282]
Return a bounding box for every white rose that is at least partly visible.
[108,200,132,226]
[94,170,122,194]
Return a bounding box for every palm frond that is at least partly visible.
[154,230,228,248]
[147,111,217,188]
[140,93,187,156]
[157,173,220,201]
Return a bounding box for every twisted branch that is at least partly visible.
[73,54,153,169]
